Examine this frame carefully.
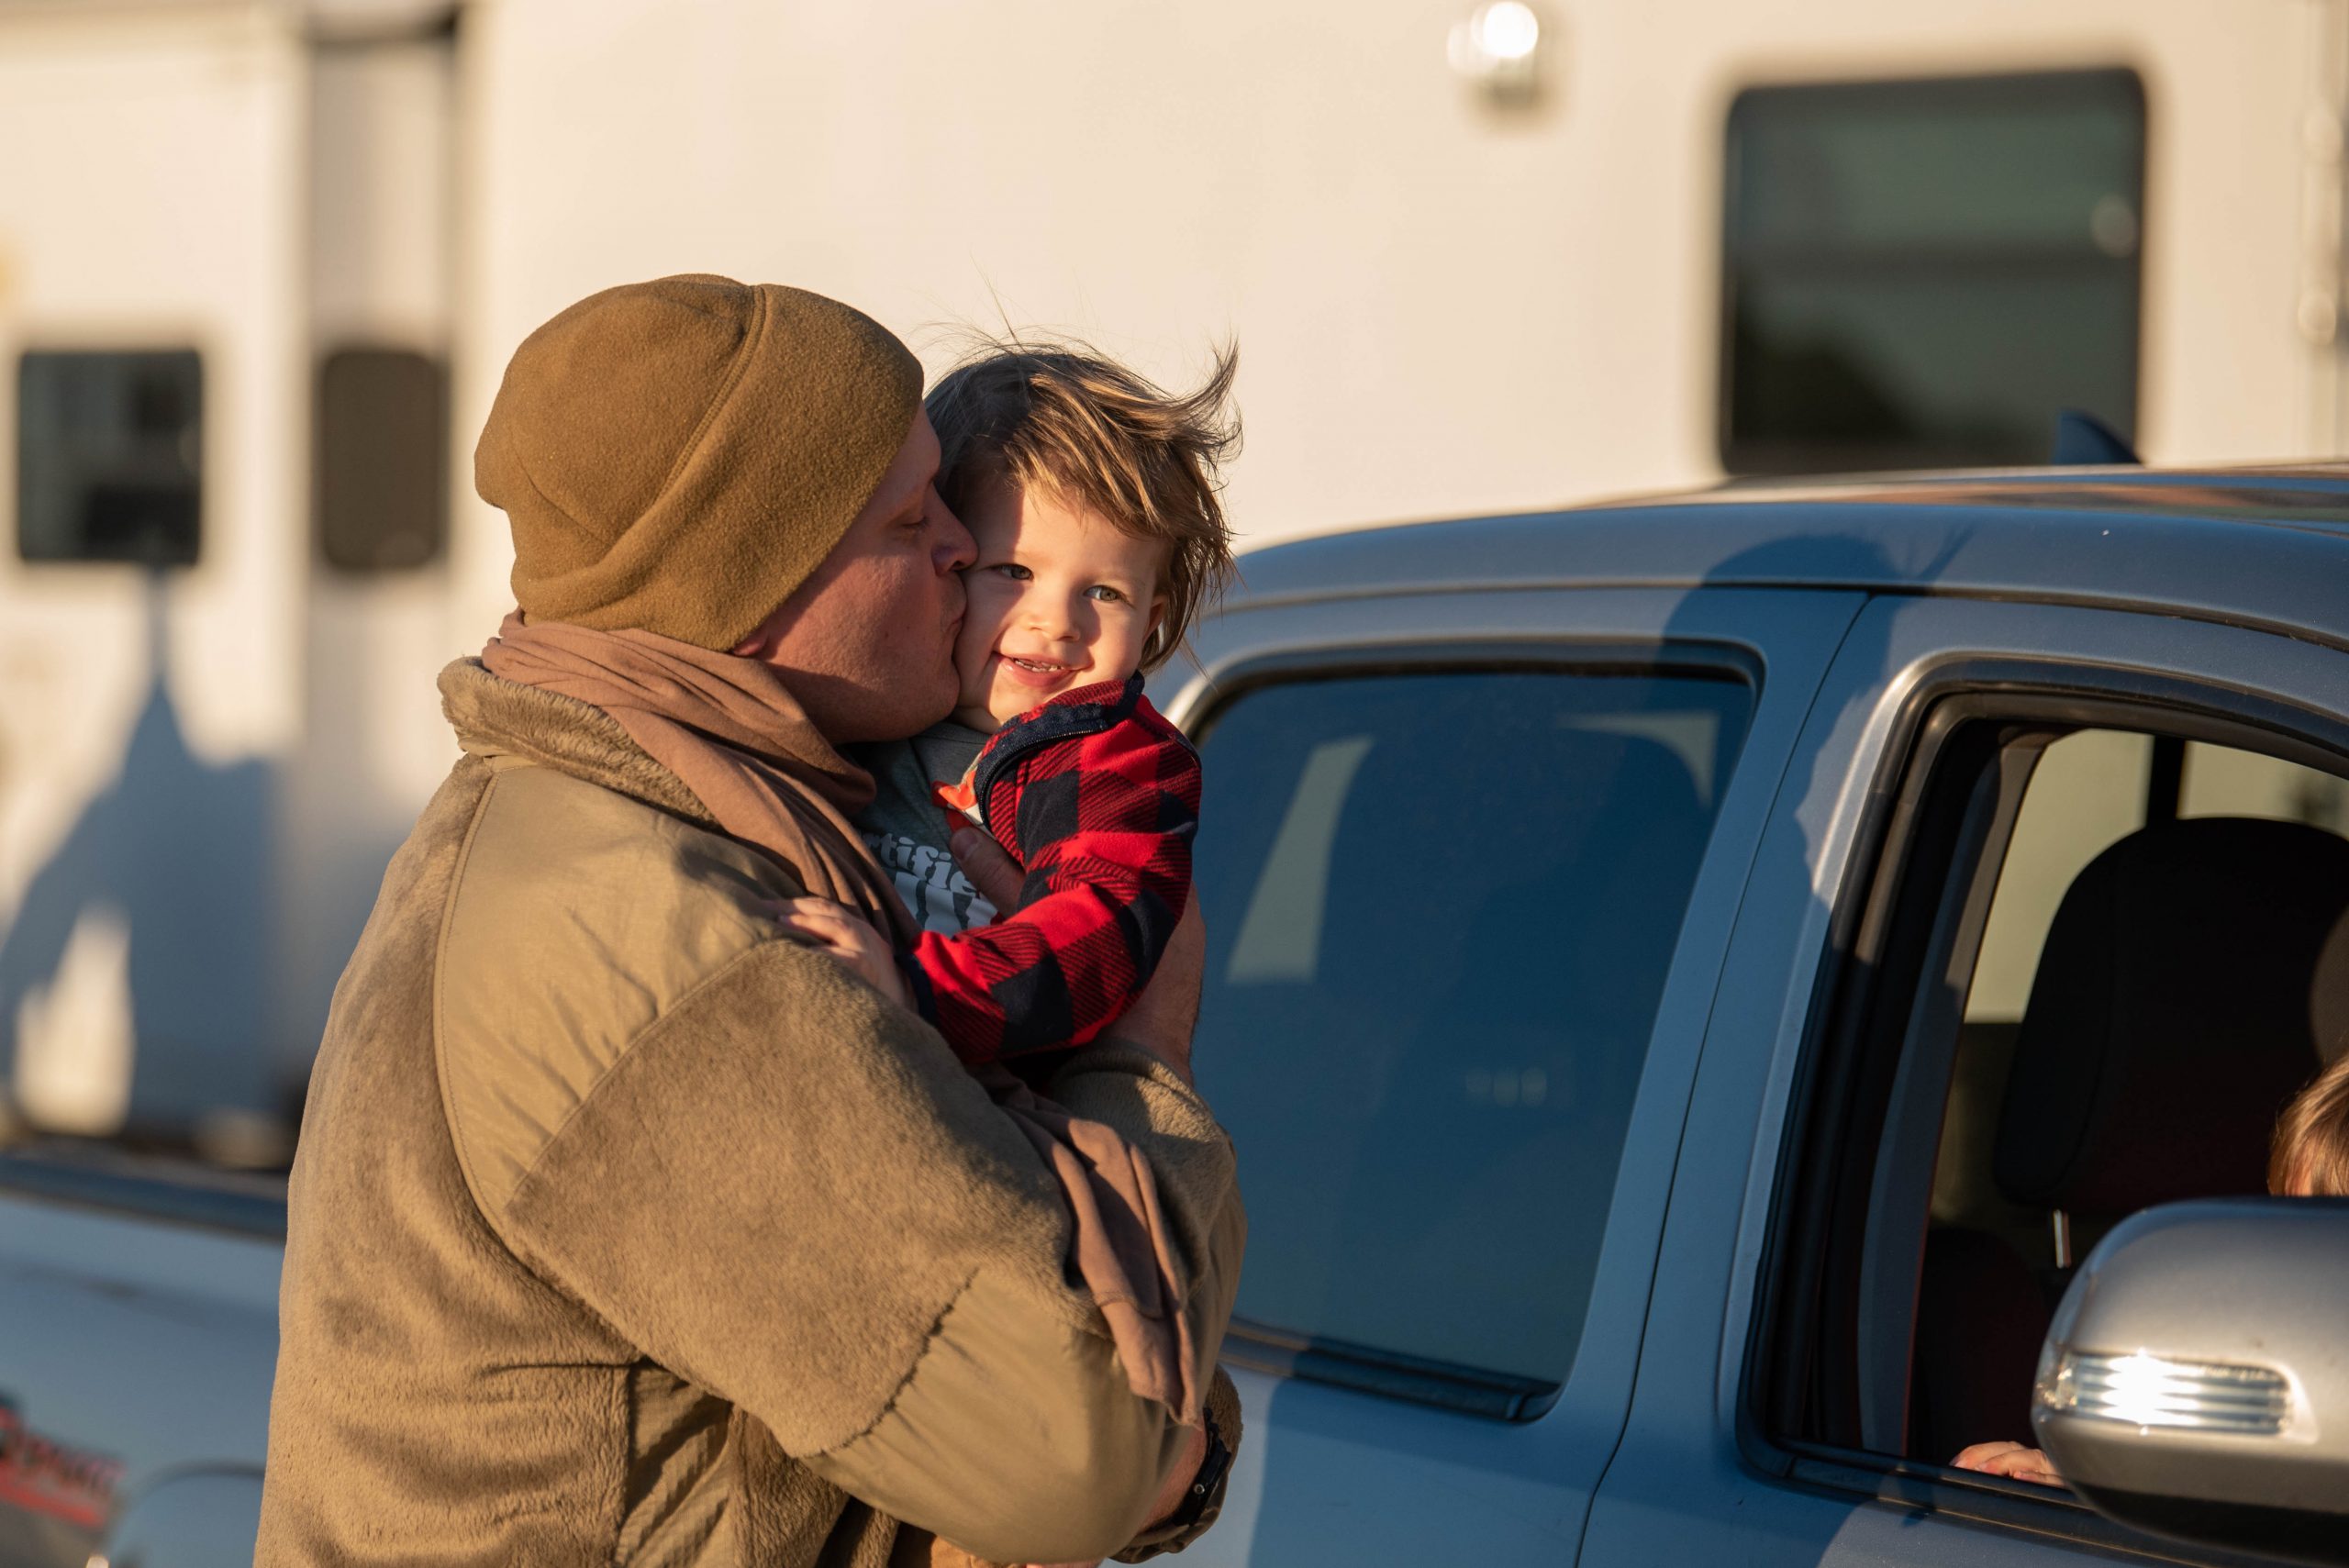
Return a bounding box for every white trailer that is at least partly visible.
[1,0,2344,1151]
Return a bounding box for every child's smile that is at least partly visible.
[952,469,1168,732]
[1001,653,1084,687]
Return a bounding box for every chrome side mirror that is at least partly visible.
[2034,1196,2349,1566]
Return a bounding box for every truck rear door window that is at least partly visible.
[1192,667,1753,1398]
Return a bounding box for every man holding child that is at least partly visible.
[256,275,1246,1568]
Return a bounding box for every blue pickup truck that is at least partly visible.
[7,462,2349,1567]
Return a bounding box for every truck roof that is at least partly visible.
[1231,465,2349,650]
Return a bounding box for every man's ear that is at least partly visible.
[731,595,791,657]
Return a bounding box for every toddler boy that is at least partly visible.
[783,339,1238,1065]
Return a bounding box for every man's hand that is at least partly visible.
[1951,1440,2064,1486]
[948,826,1204,1084]
[948,823,1025,912]
[1110,901,1202,1084]
[774,897,909,1010]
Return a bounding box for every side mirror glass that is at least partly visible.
[2034,1196,2349,1566]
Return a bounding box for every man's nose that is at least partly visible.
[930,489,976,573]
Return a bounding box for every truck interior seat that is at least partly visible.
[1909,816,2349,1465]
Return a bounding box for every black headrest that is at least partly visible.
[1995,817,2349,1214]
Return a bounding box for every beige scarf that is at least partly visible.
[481,614,1200,1425]
[481,613,911,942]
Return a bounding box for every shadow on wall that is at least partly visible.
[0,575,282,1162]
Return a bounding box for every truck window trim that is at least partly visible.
[1182,637,1764,724]
[1771,1442,2287,1568]
[1221,1315,1558,1421]
[1745,656,2349,1561]
[0,1148,287,1240]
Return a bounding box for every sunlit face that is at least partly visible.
[952,470,1168,733]
[733,411,976,744]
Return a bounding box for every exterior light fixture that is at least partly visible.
[1448,1,1550,108]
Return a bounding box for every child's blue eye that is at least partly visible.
[1085,584,1125,604]
[993,563,1032,581]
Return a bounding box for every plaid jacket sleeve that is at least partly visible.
[905,698,1200,1064]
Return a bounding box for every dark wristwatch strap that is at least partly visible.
[1157,1412,1233,1537]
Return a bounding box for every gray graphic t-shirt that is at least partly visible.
[852,720,999,935]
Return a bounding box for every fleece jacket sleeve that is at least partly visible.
[908,715,1201,1064]
[456,938,1244,1566]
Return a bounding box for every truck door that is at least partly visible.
[1159,583,1859,1566]
[1585,591,2349,1567]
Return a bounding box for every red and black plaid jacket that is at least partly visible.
[898,674,1200,1064]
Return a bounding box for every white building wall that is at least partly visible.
[0,4,307,1132]
[457,0,2340,580]
[0,0,2341,1137]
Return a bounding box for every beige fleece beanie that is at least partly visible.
[476,273,923,651]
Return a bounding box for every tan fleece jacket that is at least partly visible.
[254,663,1245,1567]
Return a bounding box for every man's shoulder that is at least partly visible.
[436,759,805,1214]
[464,759,796,898]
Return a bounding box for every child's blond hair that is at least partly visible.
[926,337,1240,672]
[2269,1051,2349,1196]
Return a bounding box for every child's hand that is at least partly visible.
[774,897,909,1010]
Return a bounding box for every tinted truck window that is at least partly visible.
[1193,669,1753,1388]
